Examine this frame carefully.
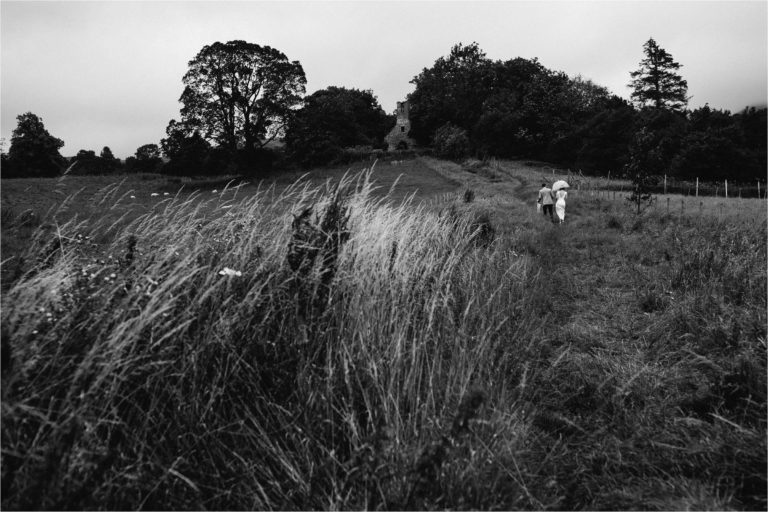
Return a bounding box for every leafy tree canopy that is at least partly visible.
[136,144,161,161]
[100,146,116,161]
[285,86,392,166]
[179,40,306,152]
[69,148,118,175]
[408,42,494,145]
[5,112,65,177]
[160,119,213,175]
[124,143,163,173]
[408,43,613,158]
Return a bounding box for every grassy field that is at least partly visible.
[0,159,460,290]
[1,158,765,510]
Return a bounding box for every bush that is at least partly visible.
[433,123,470,160]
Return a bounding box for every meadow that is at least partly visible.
[1,158,765,510]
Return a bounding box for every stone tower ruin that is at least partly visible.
[385,100,416,151]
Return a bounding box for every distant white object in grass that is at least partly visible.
[130,195,136,199]
[164,192,170,196]
[219,267,242,277]
[151,193,159,197]
[212,189,218,193]
[221,205,232,209]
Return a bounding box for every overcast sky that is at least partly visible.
[2,0,766,158]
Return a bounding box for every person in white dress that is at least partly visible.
[555,188,568,223]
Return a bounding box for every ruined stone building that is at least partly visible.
[385,101,417,151]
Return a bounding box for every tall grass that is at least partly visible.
[1,169,541,509]
[2,165,765,510]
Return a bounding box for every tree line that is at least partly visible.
[409,39,765,182]
[2,38,765,183]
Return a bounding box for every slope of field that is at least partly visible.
[1,158,765,510]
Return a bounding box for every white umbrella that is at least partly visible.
[552,180,570,191]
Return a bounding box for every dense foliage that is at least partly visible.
[407,41,766,182]
[160,120,213,176]
[432,123,470,160]
[68,146,122,175]
[179,40,306,152]
[284,86,393,167]
[2,113,66,178]
[123,143,163,173]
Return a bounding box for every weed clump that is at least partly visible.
[606,214,622,230]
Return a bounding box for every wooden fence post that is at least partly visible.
[696,177,699,197]
[664,174,667,195]
[758,180,761,199]
[725,180,728,198]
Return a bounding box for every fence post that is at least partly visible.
[696,177,699,197]
[664,174,667,195]
[725,180,728,198]
[758,180,761,199]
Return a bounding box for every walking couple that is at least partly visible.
[537,182,568,223]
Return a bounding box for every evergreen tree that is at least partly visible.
[629,38,688,112]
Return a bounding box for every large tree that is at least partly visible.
[408,42,494,145]
[629,38,688,111]
[285,87,393,166]
[179,40,306,152]
[5,112,66,177]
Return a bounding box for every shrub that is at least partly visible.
[433,123,470,160]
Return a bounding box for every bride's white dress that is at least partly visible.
[555,190,567,222]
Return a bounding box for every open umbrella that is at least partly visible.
[552,180,570,191]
